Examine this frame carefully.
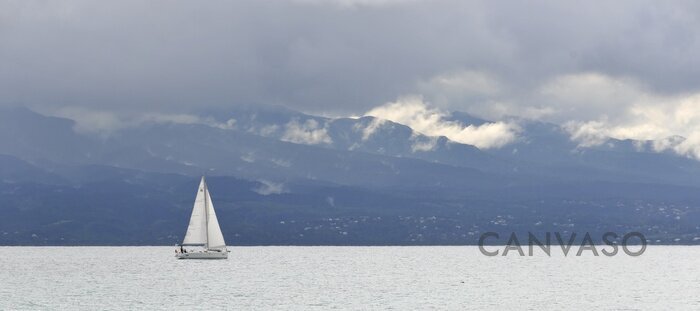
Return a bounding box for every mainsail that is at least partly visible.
[181,177,226,250]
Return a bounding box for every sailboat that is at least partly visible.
[176,176,229,259]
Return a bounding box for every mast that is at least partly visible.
[204,176,210,250]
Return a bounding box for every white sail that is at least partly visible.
[181,176,227,251]
[204,187,226,250]
[181,178,208,246]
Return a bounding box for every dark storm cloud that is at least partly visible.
[1,0,700,116]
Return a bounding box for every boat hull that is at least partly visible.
[176,251,228,259]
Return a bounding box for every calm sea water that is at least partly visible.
[1,246,699,310]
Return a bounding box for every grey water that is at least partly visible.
[1,246,699,310]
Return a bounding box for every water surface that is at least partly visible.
[1,246,698,310]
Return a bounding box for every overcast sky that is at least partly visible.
[3,0,700,153]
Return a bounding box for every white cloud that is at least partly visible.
[538,72,646,123]
[249,124,280,137]
[213,118,237,130]
[417,70,515,121]
[241,153,256,163]
[418,70,700,161]
[410,134,438,152]
[143,113,237,130]
[353,117,387,141]
[281,119,333,145]
[270,158,292,167]
[419,70,501,99]
[254,180,288,196]
[50,107,236,134]
[364,96,519,149]
[563,120,612,148]
[52,107,125,134]
[548,73,700,159]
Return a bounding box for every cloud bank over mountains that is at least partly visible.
[281,119,333,145]
[3,1,700,157]
[413,70,700,158]
[365,97,518,149]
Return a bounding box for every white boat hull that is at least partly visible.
[176,251,228,259]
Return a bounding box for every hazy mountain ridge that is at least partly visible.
[1,106,699,245]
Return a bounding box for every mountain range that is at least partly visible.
[1,106,699,245]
